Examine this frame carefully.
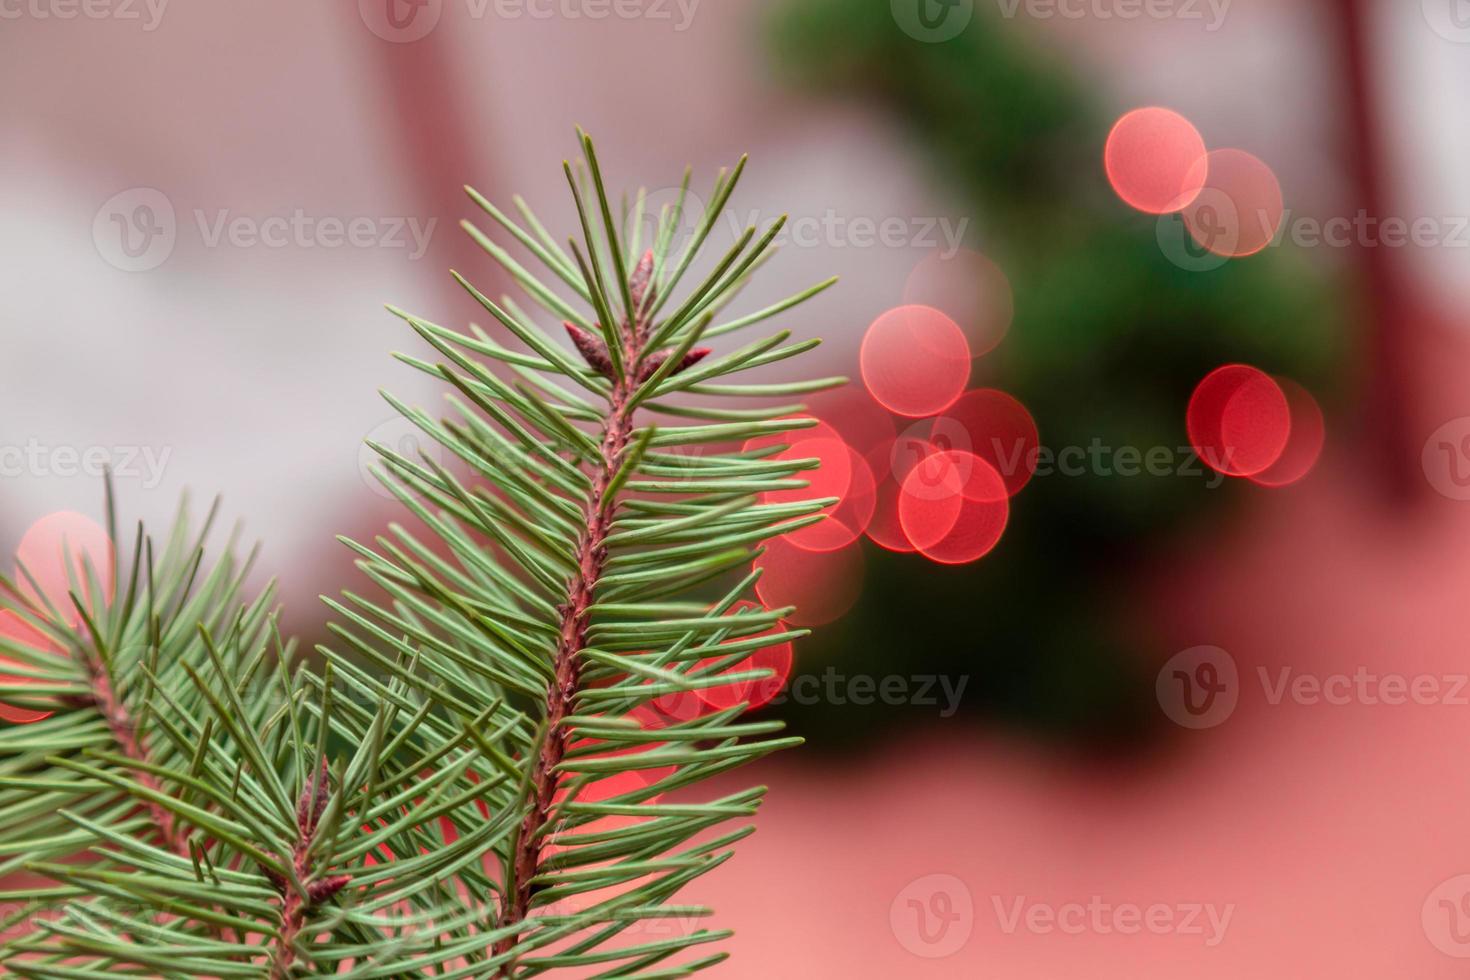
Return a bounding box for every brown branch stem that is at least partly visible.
[492,332,645,974]
[268,843,312,980]
[82,647,245,950]
[81,656,189,857]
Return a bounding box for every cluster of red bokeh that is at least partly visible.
[1186,364,1325,486]
[735,242,1026,655]
[1,110,1326,731]
[1104,104,1325,485]
[1104,105,1285,258]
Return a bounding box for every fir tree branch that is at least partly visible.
[0,492,275,887]
[4,132,840,977]
[494,270,650,970]
[76,641,188,857]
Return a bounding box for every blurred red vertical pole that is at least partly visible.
[1336,0,1416,499]
[352,1,498,282]
[288,4,502,640]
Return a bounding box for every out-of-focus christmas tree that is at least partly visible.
[766,0,1343,746]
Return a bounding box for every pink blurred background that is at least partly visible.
[7,0,1470,973]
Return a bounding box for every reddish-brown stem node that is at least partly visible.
[267,759,349,979]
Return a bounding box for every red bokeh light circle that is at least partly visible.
[561,766,657,808]
[567,703,677,792]
[808,387,897,457]
[898,451,1010,563]
[865,436,934,552]
[898,443,976,505]
[755,537,864,627]
[860,305,970,418]
[929,389,1039,497]
[1250,378,1325,488]
[887,432,950,485]
[790,444,876,553]
[1104,107,1208,214]
[1180,149,1284,258]
[697,601,794,712]
[626,704,676,790]
[15,512,115,623]
[1187,365,1292,477]
[0,611,60,725]
[898,471,963,549]
[542,769,662,911]
[743,418,844,457]
[865,479,915,553]
[895,414,970,465]
[760,436,854,549]
[653,675,716,723]
[902,249,1014,358]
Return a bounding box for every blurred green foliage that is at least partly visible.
[765,0,1346,747]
